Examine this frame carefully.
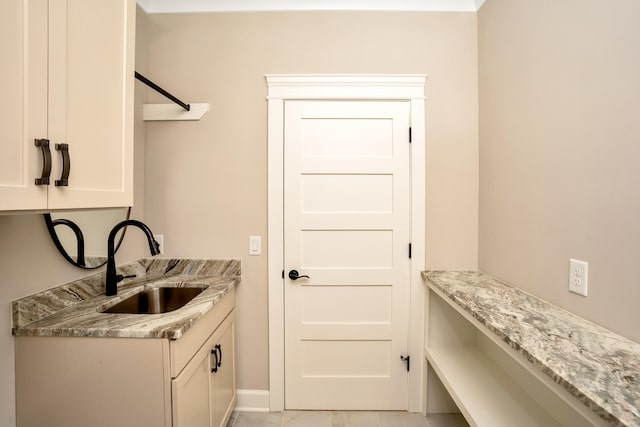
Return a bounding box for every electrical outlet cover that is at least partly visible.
[569,259,588,296]
[154,234,164,254]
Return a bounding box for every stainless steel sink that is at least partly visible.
[102,286,205,314]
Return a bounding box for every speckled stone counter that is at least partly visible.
[423,270,640,427]
[12,258,240,339]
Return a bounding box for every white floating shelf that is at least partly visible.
[143,103,209,121]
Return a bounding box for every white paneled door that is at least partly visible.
[284,100,411,410]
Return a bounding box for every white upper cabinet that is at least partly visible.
[0,0,135,212]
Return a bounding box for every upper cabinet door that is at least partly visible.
[47,0,135,209]
[0,0,48,211]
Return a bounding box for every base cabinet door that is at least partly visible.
[172,340,212,427]
[211,314,236,427]
[172,311,236,427]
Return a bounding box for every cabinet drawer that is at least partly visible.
[169,288,235,377]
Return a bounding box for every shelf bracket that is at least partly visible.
[135,72,210,122]
[135,72,190,111]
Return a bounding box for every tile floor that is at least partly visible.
[226,411,430,427]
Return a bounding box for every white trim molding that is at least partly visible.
[138,0,482,13]
[235,390,271,413]
[266,74,427,413]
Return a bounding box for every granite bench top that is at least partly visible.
[12,258,240,340]
[422,271,640,427]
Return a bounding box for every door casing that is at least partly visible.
[266,74,427,413]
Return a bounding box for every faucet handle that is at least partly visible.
[115,274,137,283]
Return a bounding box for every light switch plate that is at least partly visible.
[249,236,261,256]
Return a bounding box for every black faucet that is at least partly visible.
[105,219,161,296]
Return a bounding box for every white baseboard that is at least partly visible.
[235,389,270,412]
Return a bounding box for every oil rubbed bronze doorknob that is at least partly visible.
[288,270,310,280]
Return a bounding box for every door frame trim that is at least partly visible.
[266,74,427,412]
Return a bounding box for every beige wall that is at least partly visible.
[478,0,640,342]
[0,7,148,426]
[143,11,479,391]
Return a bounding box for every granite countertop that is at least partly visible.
[423,271,640,427]
[12,258,240,340]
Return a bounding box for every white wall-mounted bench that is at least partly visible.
[422,271,639,427]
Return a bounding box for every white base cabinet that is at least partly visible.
[15,290,236,427]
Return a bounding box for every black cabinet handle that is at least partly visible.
[211,348,219,373]
[215,344,222,367]
[55,143,70,186]
[289,270,310,280]
[34,139,51,185]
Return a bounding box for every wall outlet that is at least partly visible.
[569,259,588,296]
[154,234,164,254]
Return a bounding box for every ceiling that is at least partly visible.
[137,0,486,13]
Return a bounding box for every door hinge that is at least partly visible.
[409,243,412,259]
[409,127,412,143]
[282,270,284,279]
[401,355,410,372]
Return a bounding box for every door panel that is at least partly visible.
[284,100,411,410]
[301,285,393,323]
[301,340,392,376]
[301,174,393,213]
[300,118,394,157]
[301,230,393,268]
